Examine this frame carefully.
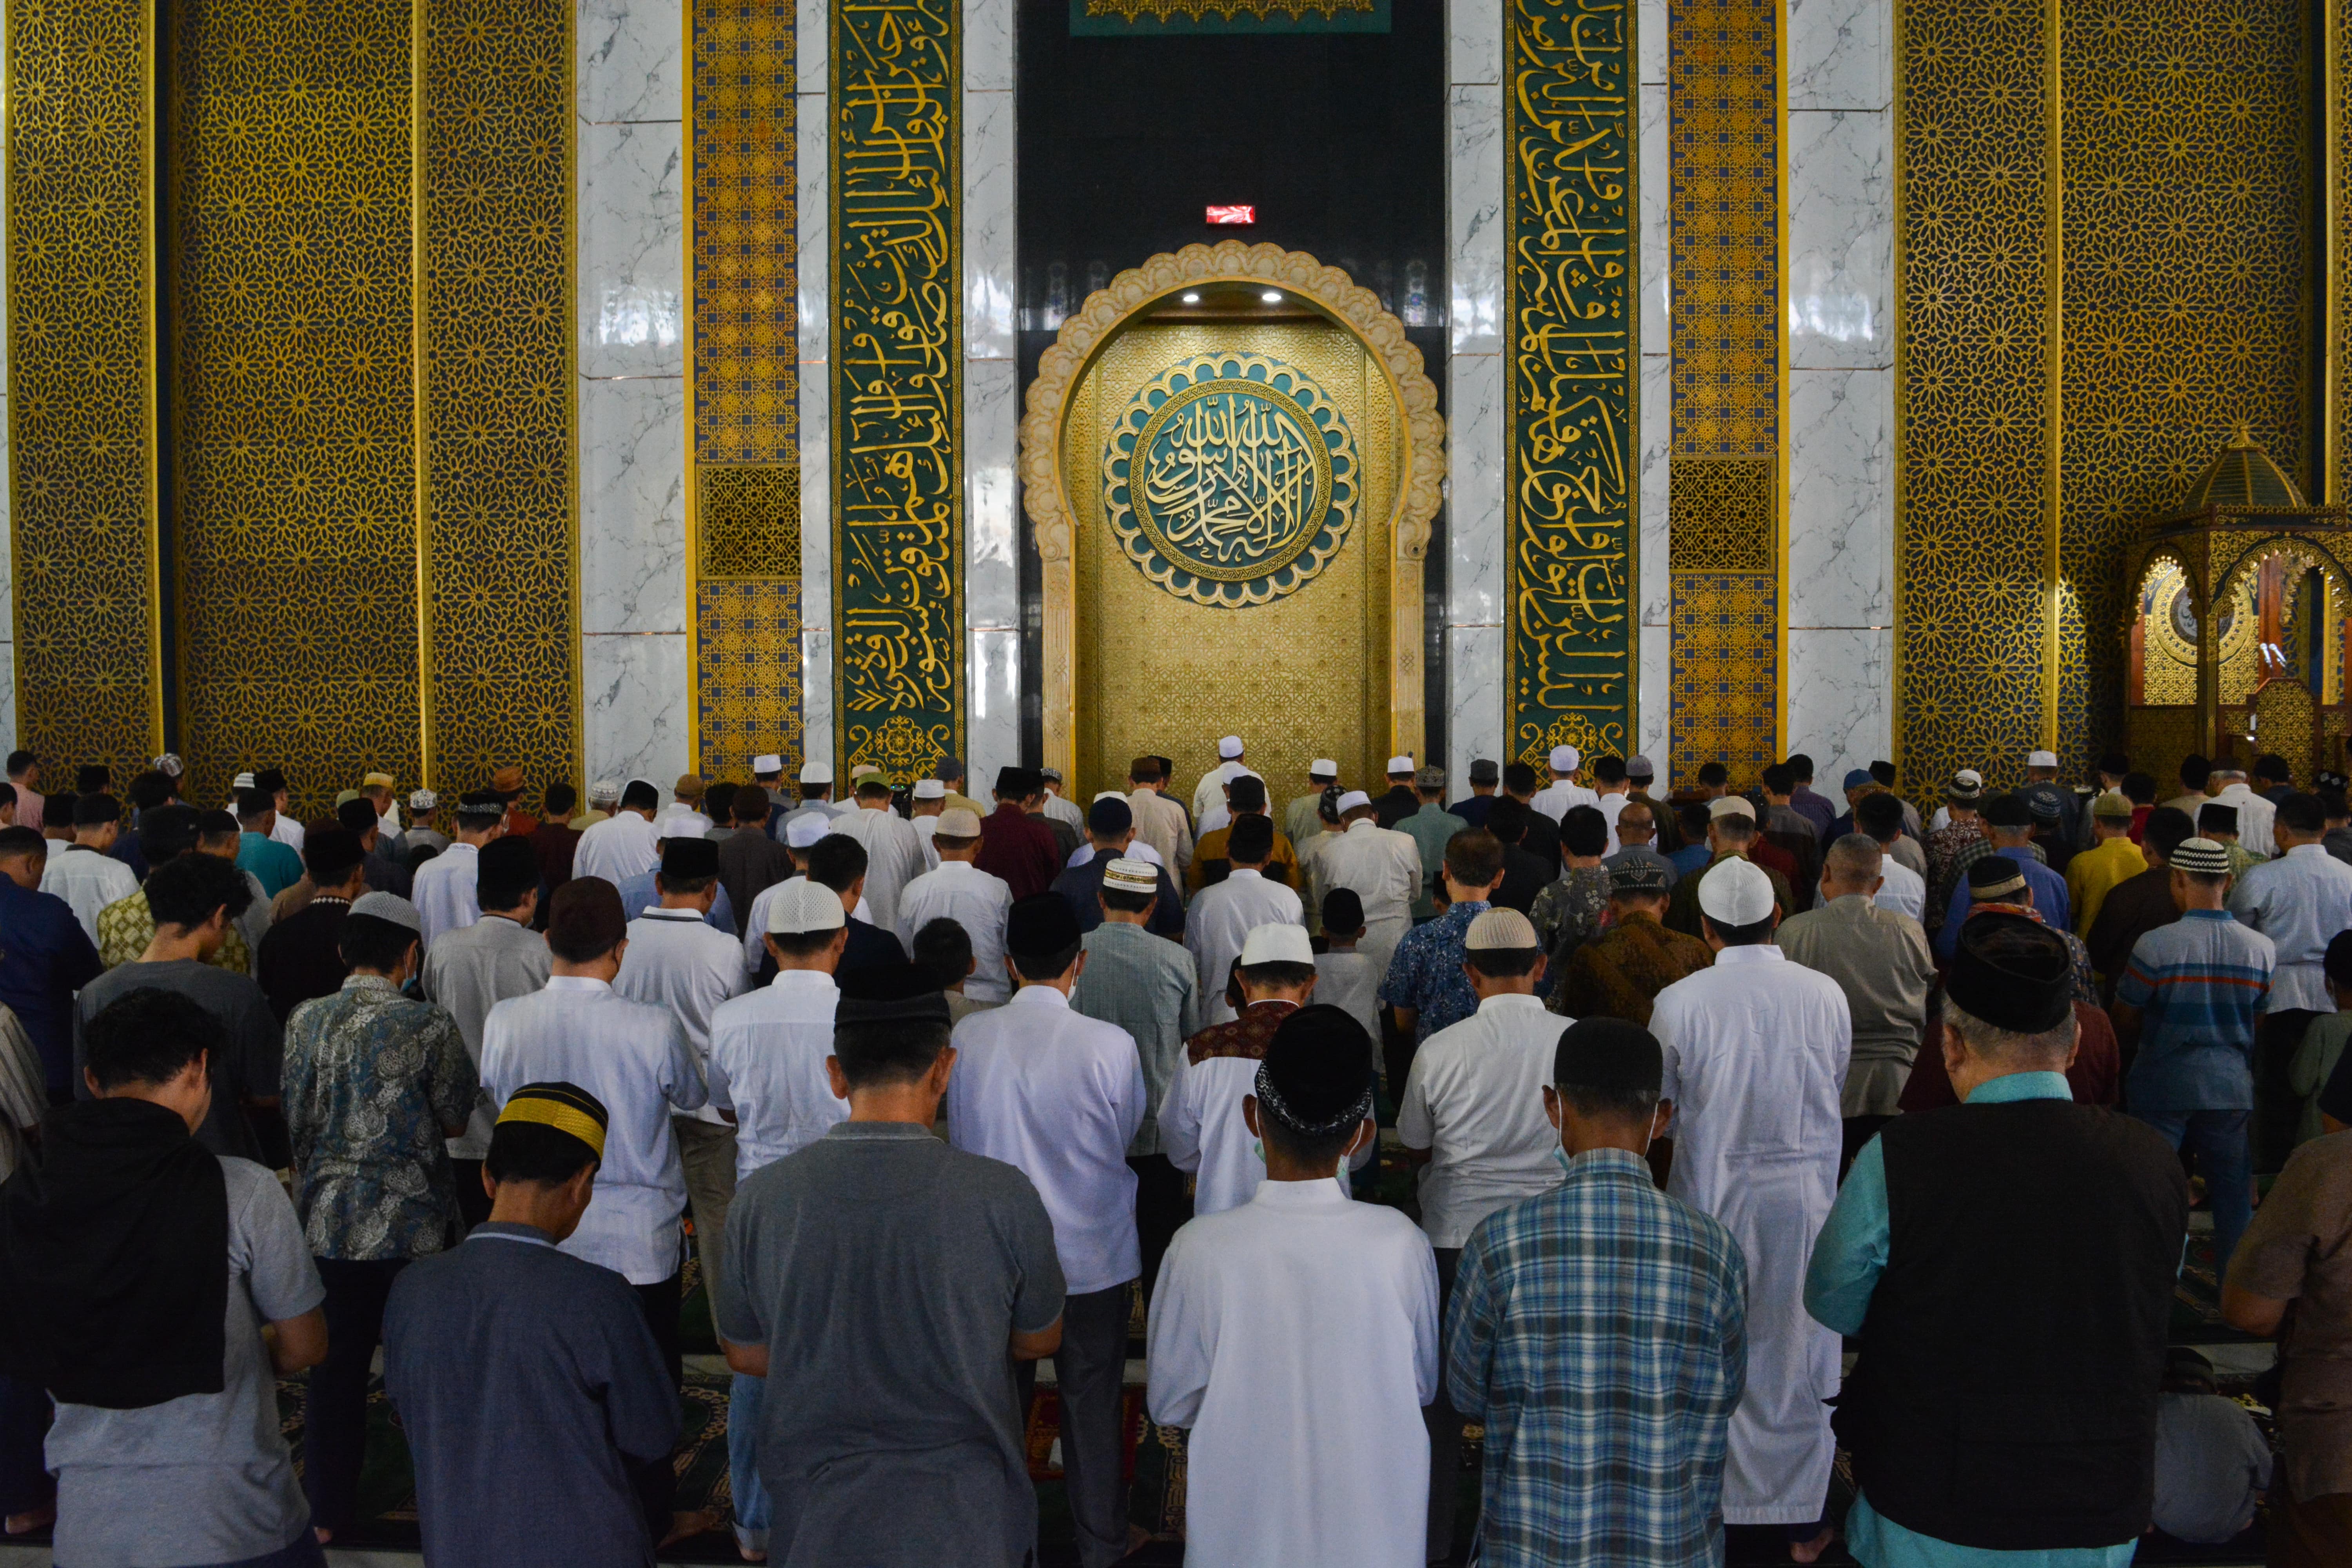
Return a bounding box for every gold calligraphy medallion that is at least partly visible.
[1102,352,1359,608]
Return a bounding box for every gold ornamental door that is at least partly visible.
[1019,244,1446,805]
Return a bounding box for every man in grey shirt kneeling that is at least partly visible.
[715,961,1066,1568]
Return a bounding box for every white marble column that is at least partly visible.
[1784,0,1893,784]
[965,0,1019,784]
[798,0,833,768]
[1443,0,1503,786]
[577,0,690,788]
[1637,0,1668,768]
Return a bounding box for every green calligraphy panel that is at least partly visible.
[833,0,961,784]
[1506,0,1638,769]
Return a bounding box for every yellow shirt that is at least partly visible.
[2065,832,2147,938]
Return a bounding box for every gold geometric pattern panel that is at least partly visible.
[1895,0,2053,793]
[697,579,803,774]
[692,0,797,468]
[8,0,160,770]
[1670,572,1779,785]
[421,0,578,799]
[1669,0,1779,461]
[2055,0,2308,775]
[1667,457,1773,572]
[698,464,801,579]
[168,0,421,817]
[2337,0,2352,505]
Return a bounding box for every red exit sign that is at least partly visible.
[1206,205,1256,225]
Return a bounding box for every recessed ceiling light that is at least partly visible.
[1261,290,1283,303]
[1181,292,1200,303]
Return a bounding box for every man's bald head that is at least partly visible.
[1821,833,1884,896]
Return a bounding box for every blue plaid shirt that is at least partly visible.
[1379,899,1490,1042]
[1446,1147,1748,1566]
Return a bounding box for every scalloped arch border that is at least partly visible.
[1017,241,1447,779]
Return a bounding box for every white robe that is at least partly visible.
[826,803,929,936]
[1146,1178,1439,1568]
[1191,759,1250,828]
[1648,945,1851,1524]
[1182,868,1305,1025]
[573,810,661,885]
[1305,819,1421,982]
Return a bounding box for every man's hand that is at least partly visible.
[1011,1318,1063,1361]
[267,1308,328,1375]
[2220,1283,2288,1338]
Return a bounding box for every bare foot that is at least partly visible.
[661,1507,724,1548]
[738,1549,768,1563]
[5,1504,54,1535]
[313,1526,334,1546]
[1790,1525,1836,1564]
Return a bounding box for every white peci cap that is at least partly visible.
[1239,923,1314,966]
[936,807,983,837]
[408,788,439,811]
[1697,857,1774,926]
[766,877,847,935]
[2027,750,2059,769]
[911,778,945,800]
[233,771,257,790]
[1549,745,1582,771]
[1102,858,1159,894]
[751,753,784,774]
[784,813,831,849]
[799,761,833,785]
[1309,759,1338,779]
[1708,795,1757,821]
[1465,907,1539,951]
[1386,755,1414,774]
[1218,735,1245,759]
[1336,789,1373,813]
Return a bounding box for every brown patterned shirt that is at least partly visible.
[1548,911,1713,1026]
[1185,998,1302,1065]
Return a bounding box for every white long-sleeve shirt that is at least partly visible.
[895,860,1016,1002]
[827,804,930,936]
[2210,781,2278,859]
[1183,868,1305,1025]
[479,976,706,1284]
[946,987,1146,1295]
[39,846,139,944]
[410,841,482,950]
[615,908,750,1126]
[1146,1178,1440,1568]
[2228,842,2352,1014]
[1649,945,1850,1524]
[704,969,844,1179]
[572,810,662,886]
[418,913,551,1158]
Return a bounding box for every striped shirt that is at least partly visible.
[2113,909,2275,1112]
[1446,1147,1748,1566]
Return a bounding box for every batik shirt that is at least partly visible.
[1447,1147,1747,1566]
[95,888,252,975]
[284,976,478,1260]
[1549,911,1713,1025]
[1380,900,1492,1042]
[1923,818,1989,929]
[1529,866,1612,964]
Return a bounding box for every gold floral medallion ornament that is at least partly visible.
[1100,353,1359,608]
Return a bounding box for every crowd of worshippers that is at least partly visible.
[0,736,2349,1566]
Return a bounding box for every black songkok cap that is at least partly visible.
[253,768,287,795]
[1321,886,1365,933]
[547,877,628,957]
[1967,856,2029,900]
[1552,1016,1664,1095]
[1945,911,2073,1035]
[74,764,111,795]
[476,835,539,885]
[1228,812,1275,862]
[835,959,951,1025]
[1870,760,1897,788]
[660,835,720,879]
[335,797,379,835]
[456,790,506,822]
[1005,892,1081,959]
[1981,793,2033,829]
[995,765,1041,797]
[1259,1005,1376,1135]
[1087,795,1132,835]
[2198,802,2241,834]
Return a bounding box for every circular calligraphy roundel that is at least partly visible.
[1101,352,1360,608]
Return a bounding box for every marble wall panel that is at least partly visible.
[965,87,1016,362]
[581,378,689,635]
[797,81,831,764]
[1449,0,1499,85]
[1640,622,1670,765]
[579,120,686,379]
[967,360,1020,633]
[580,0,683,122]
[1788,367,1891,629]
[1788,626,1889,782]
[1640,354,1670,628]
[1789,0,1888,111]
[1447,352,1503,627]
[1447,623,1503,784]
[795,0,826,95]
[586,631,691,788]
[969,626,1022,785]
[1448,83,1503,356]
[1640,82,1668,356]
[1788,107,1889,372]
